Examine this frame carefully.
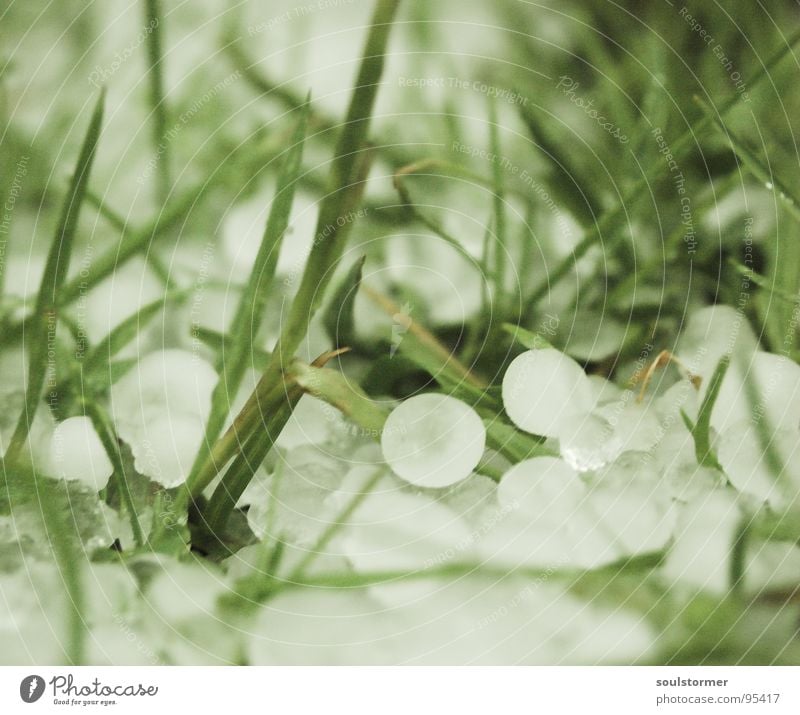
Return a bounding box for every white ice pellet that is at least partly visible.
[131,411,206,489]
[497,456,586,519]
[559,413,622,472]
[110,349,218,428]
[380,393,485,488]
[501,348,593,438]
[717,421,800,510]
[46,416,114,492]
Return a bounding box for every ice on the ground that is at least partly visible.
[110,349,218,427]
[109,350,218,487]
[575,483,675,559]
[130,411,206,488]
[246,449,349,545]
[381,393,486,488]
[661,489,741,595]
[248,575,656,665]
[674,305,759,383]
[559,413,623,472]
[710,351,800,434]
[498,457,586,519]
[598,401,664,455]
[331,486,475,573]
[502,348,593,438]
[276,394,353,451]
[45,416,114,491]
[717,421,800,510]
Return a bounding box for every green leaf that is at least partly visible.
[5,89,105,462]
[82,293,173,375]
[323,254,366,349]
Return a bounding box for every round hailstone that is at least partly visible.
[497,456,586,519]
[47,416,113,491]
[380,394,485,488]
[131,412,205,488]
[717,421,800,510]
[674,304,758,382]
[110,349,218,428]
[559,413,623,472]
[711,351,800,433]
[501,348,593,438]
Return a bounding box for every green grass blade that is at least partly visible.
[5,90,105,462]
[323,254,365,350]
[265,0,400,379]
[81,293,174,376]
[143,0,171,200]
[518,103,602,227]
[694,95,800,225]
[488,98,508,312]
[502,322,555,350]
[186,101,309,496]
[524,28,800,312]
[83,400,145,547]
[202,383,303,539]
[690,355,730,469]
[291,360,388,434]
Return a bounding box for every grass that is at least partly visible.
[4,89,106,462]
[4,0,800,666]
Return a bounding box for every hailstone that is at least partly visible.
[381,394,485,488]
[502,348,593,438]
[46,416,114,491]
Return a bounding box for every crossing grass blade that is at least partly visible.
[184,100,310,500]
[261,0,401,382]
[5,89,105,462]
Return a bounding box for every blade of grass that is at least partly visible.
[322,254,366,350]
[186,101,309,496]
[488,98,509,316]
[687,355,729,470]
[83,400,145,547]
[291,360,388,435]
[201,382,304,543]
[518,103,602,228]
[264,0,400,378]
[5,90,105,462]
[502,322,555,350]
[143,0,171,200]
[524,28,800,313]
[693,95,800,225]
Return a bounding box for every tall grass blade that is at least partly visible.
[5,90,105,462]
